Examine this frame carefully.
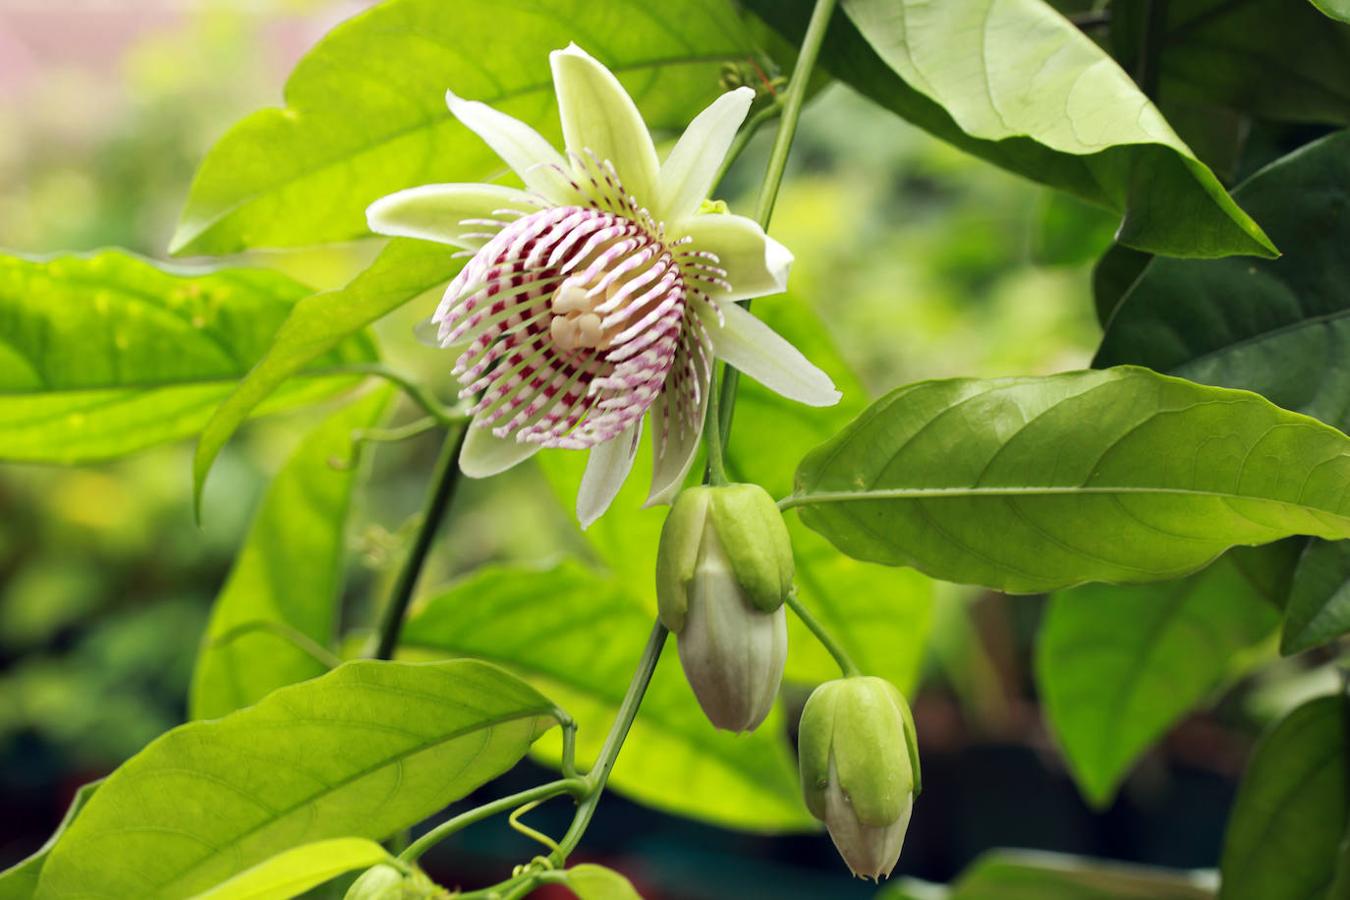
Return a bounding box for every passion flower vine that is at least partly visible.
[367,44,840,526]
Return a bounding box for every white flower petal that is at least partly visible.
[646,409,704,507]
[577,420,641,528]
[658,87,755,225]
[550,44,661,210]
[366,183,539,248]
[446,89,577,204]
[458,424,541,478]
[679,213,793,302]
[710,302,841,407]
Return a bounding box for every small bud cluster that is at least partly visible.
[656,486,922,879]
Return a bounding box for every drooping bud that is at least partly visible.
[656,483,793,732]
[798,677,921,881]
[344,864,448,900]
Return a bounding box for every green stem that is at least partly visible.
[208,619,343,670]
[369,425,468,660]
[1136,0,1168,100]
[786,591,859,677]
[712,99,782,191]
[717,0,838,449]
[398,778,586,864]
[330,362,463,426]
[703,367,730,485]
[550,621,669,864]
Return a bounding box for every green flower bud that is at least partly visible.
[798,677,921,881]
[344,864,447,900]
[656,484,793,732]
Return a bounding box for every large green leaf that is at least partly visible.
[190,388,394,720]
[1097,130,1350,432]
[193,839,392,900]
[1281,539,1350,654]
[36,660,556,899]
[0,252,373,464]
[789,367,1350,593]
[1218,695,1348,900]
[927,849,1216,900]
[193,239,458,513]
[171,0,753,254]
[0,781,100,900]
[748,0,1274,259]
[401,563,812,832]
[1037,550,1281,806]
[1110,0,1350,126]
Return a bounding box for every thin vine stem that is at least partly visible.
[369,425,468,660]
[786,591,859,677]
[326,362,464,426]
[208,619,343,670]
[550,620,669,864]
[712,98,782,191]
[398,778,586,863]
[718,0,839,449]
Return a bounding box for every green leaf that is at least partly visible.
[553,863,643,900]
[748,0,1275,259]
[193,239,459,515]
[1281,539,1350,654]
[0,252,374,464]
[1310,0,1350,23]
[401,563,812,833]
[1092,244,1151,326]
[190,388,394,720]
[1037,551,1280,806]
[193,839,391,900]
[171,0,753,254]
[36,660,556,899]
[0,781,100,900]
[1110,0,1350,126]
[789,366,1350,593]
[1219,695,1349,900]
[1096,130,1350,432]
[942,849,1215,899]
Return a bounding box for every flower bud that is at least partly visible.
[344,864,447,900]
[656,484,793,732]
[798,677,921,881]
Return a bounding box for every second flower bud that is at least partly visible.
[656,483,793,732]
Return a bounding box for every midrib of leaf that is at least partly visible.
[0,370,347,399]
[188,51,745,240]
[127,705,550,896]
[1168,307,1350,376]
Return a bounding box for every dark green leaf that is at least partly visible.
[1096,130,1350,432]
[171,0,753,254]
[193,239,458,513]
[790,367,1350,593]
[1038,552,1280,806]
[193,839,392,900]
[37,660,556,899]
[1281,539,1350,654]
[0,252,373,464]
[1110,0,1350,125]
[1093,244,1152,326]
[748,0,1275,259]
[190,388,394,720]
[401,563,812,832]
[944,849,1215,899]
[1219,696,1348,900]
[0,780,100,900]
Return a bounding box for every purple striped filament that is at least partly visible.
[435,165,728,451]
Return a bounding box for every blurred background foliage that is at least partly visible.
[0,1,1313,896]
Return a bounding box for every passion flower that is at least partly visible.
[367,45,839,526]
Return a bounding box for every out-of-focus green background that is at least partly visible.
[1,2,1291,896]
